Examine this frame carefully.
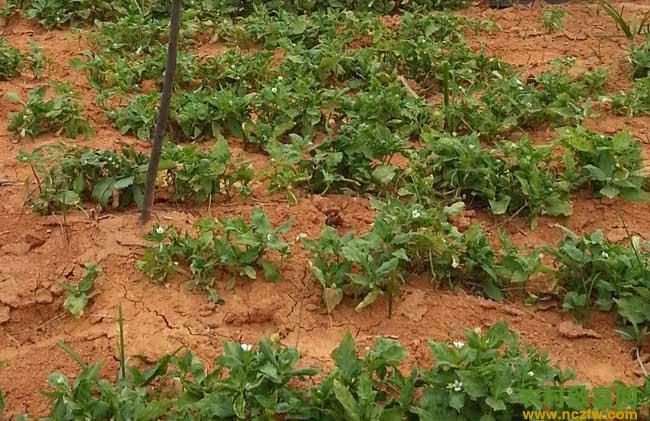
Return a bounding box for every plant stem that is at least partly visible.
[29,164,44,196]
[140,0,182,224]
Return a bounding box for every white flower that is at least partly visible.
[278,76,284,81]
[447,380,463,392]
[601,251,609,259]
[528,371,535,377]
[271,87,278,93]
[266,234,273,241]
[506,387,513,395]
[453,340,464,349]
[412,209,421,219]
[474,327,482,334]
[241,343,253,352]
[155,226,165,235]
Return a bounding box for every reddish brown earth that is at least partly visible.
[1,0,650,417]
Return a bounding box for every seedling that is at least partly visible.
[138,208,291,293]
[599,0,650,39]
[264,135,311,204]
[558,127,648,201]
[547,226,650,341]
[612,76,650,116]
[0,36,24,80]
[18,142,252,213]
[6,82,93,139]
[62,263,102,318]
[541,8,568,33]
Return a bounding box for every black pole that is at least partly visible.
[140,0,182,224]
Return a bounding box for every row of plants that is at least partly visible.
[134,195,650,348]
[84,9,604,145]
[1,0,468,29]
[6,321,599,420]
[412,127,647,226]
[18,138,252,213]
[18,125,649,220]
[6,81,92,140]
[137,207,292,293]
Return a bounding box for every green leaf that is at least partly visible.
[584,165,608,181]
[443,201,465,217]
[355,290,383,312]
[372,165,397,185]
[261,260,281,283]
[489,197,510,215]
[333,380,362,421]
[69,57,86,70]
[332,332,361,379]
[63,294,88,318]
[599,185,620,198]
[483,281,504,301]
[486,396,506,411]
[91,177,115,208]
[113,176,134,190]
[242,266,257,279]
[449,392,465,411]
[544,198,572,216]
[72,174,85,194]
[57,190,80,207]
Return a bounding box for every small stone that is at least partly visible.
[90,314,104,324]
[35,288,54,304]
[503,305,525,317]
[49,282,64,296]
[557,320,602,339]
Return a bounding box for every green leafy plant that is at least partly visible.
[445,67,602,138]
[0,36,24,80]
[306,198,544,312]
[27,39,48,78]
[24,320,576,420]
[541,7,567,33]
[599,0,650,39]
[6,82,93,139]
[612,76,650,116]
[264,135,311,204]
[547,226,650,347]
[19,141,252,213]
[138,208,291,292]
[559,127,648,201]
[414,322,575,418]
[62,263,101,318]
[162,140,253,202]
[419,133,575,225]
[630,36,650,79]
[19,145,148,213]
